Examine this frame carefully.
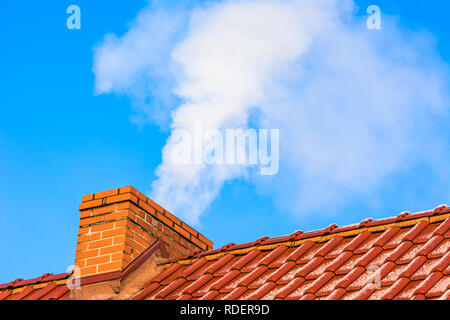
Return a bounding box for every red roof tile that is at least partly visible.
[0,272,71,300]
[131,205,450,300]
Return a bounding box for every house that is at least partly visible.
[0,186,449,300]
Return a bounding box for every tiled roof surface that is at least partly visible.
[131,206,450,300]
[0,272,71,300]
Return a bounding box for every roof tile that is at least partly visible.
[428,239,450,259]
[356,246,383,267]
[415,235,443,258]
[199,290,219,300]
[25,282,58,300]
[258,246,288,266]
[246,282,277,300]
[285,241,314,262]
[314,237,343,257]
[210,270,240,291]
[412,272,443,296]
[183,274,214,295]
[430,251,450,273]
[373,226,400,247]
[432,217,450,236]
[155,278,187,299]
[222,286,247,300]
[425,276,450,298]
[179,257,208,279]
[385,241,413,263]
[403,220,429,242]
[204,254,234,275]
[400,255,428,279]
[274,277,305,299]
[239,266,268,287]
[295,256,324,277]
[380,277,409,300]
[230,250,260,271]
[266,261,296,283]
[343,231,372,252]
[304,271,334,294]
[325,287,346,300]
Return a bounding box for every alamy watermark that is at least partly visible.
[367,5,381,30]
[66,265,81,290]
[66,5,81,30]
[365,265,382,290]
[168,123,279,176]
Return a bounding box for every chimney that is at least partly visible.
[74,186,213,278]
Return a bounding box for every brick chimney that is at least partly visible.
[75,186,213,278]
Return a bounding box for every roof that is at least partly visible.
[1,205,449,300]
[0,272,71,300]
[131,205,450,300]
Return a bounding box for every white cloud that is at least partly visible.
[93,0,449,224]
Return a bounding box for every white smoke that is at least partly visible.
[93,0,449,224]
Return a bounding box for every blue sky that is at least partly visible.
[0,0,449,283]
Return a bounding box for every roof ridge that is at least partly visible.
[161,204,450,265]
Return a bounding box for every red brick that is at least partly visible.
[80,210,92,219]
[75,259,86,268]
[198,233,213,249]
[119,186,138,195]
[173,224,191,240]
[78,227,90,235]
[76,243,88,252]
[80,266,97,276]
[156,211,174,228]
[122,254,133,264]
[92,204,116,216]
[75,249,99,260]
[164,210,182,226]
[161,233,171,246]
[113,235,127,245]
[86,255,111,267]
[100,244,125,255]
[126,238,145,254]
[79,215,103,227]
[126,219,143,235]
[94,188,119,199]
[79,199,103,210]
[115,219,128,227]
[133,189,148,202]
[91,221,115,232]
[81,194,94,202]
[178,237,194,250]
[172,241,189,256]
[142,231,157,244]
[77,232,101,243]
[134,232,151,248]
[166,246,178,258]
[162,226,180,243]
[97,261,124,273]
[111,252,124,262]
[181,222,199,238]
[138,199,156,215]
[88,238,113,249]
[147,198,165,214]
[102,227,131,239]
[135,216,154,233]
[188,234,208,251]
[106,193,138,205]
[104,211,129,221]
